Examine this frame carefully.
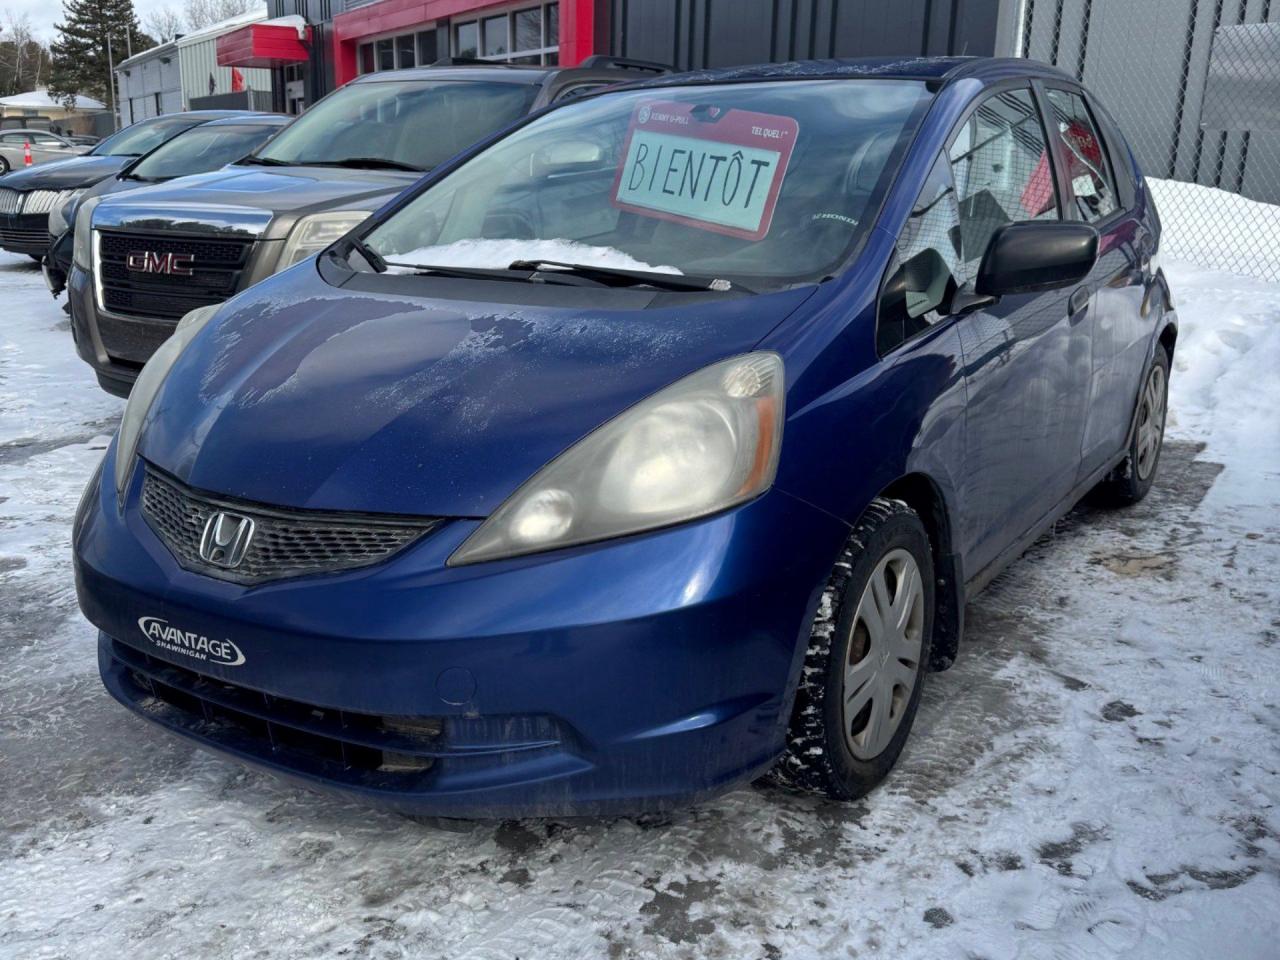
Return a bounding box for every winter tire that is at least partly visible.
[1094,346,1169,506]
[770,498,934,800]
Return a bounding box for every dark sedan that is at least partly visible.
[0,111,261,259]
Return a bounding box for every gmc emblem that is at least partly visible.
[126,250,195,276]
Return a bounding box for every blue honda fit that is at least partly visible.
[74,57,1175,817]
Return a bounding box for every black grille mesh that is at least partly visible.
[141,468,437,584]
[97,230,255,321]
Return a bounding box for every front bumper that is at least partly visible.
[0,211,50,255]
[75,444,846,817]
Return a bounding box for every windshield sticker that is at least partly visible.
[612,101,799,240]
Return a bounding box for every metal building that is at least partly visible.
[178,10,276,112]
[115,41,183,126]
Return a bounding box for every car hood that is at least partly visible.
[139,264,815,518]
[93,165,418,236]
[0,154,127,190]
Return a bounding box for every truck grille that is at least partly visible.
[96,230,256,321]
[141,467,439,584]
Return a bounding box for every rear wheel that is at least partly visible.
[0,156,9,175]
[770,498,934,800]
[1094,347,1169,506]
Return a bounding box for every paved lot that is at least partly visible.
[0,252,1277,959]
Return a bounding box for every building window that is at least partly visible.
[376,38,395,70]
[417,30,438,64]
[358,26,439,75]
[396,33,416,68]
[154,92,162,115]
[454,3,559,65]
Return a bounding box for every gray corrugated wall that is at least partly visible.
[1019,0,1280,203]
[609,0,1010,70]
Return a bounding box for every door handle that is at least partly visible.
[1069,286,1091,317]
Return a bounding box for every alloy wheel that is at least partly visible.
[1136,363,1166,481]
[842,547,925,760]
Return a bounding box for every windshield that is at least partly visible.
[253,79,539,171]
[91,115,209,157]
[130,123,282,180]
[363,79,933,288]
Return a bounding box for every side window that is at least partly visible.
[948,87,1059,275]
[1044,89,1118,223]
[877,153,965,355]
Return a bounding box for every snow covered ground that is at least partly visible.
[0,243,1277,959]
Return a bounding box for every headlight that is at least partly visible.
[114,304,221,497]
[73,196,101,270]
[450,352,785,565]
[48,188,85,235]
[279,211,371,270]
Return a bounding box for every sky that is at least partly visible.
[4,0,182,44]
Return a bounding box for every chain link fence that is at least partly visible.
[1012,0,1280,281]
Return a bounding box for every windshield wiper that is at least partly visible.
[382,261,605,287]
[507,259,742,293]
[304,157,424,172]
[240,155,292,166]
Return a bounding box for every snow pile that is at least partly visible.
[382,238,682,275]
[1147,177,1280,281]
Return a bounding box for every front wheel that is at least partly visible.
[0,156,9,175]
[1094,347,1169,506]
[769,498,934,800]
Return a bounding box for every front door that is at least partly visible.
[947,86,1095,577]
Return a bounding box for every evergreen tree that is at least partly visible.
[48,0,155,110]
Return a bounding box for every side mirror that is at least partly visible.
[975,221,1099,298]
[529,140,605,178]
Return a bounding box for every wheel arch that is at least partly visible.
[876,471,963,671]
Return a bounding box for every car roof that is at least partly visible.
[195,114,291,128]
[1,127,70,135]
[351,65,554,86]
[627,55,1077,89]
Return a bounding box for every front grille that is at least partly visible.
[141,467,439,584]
[0,188,58,216]
[20,190,60,214]
[96,230,256,321]
[108,639,567,790]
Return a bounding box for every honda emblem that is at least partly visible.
[199,512,256,569]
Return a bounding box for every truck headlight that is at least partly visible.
[114,304,221,497]
[450,352,785,565]
[279,212,372,270]
[48,189,85,236]
[73,196,101,270]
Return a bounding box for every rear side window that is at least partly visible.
[1044,89,1118,223]
[948,87,1060,275]
[877,153,966,355]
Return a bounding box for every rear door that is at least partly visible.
[1040,84,1150,478]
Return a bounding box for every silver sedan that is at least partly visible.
[0,130,90,175]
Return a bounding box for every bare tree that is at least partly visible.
[182,0,263,30]
[0,14,51,97]
[145,7,185,42]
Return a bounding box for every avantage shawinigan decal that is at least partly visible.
[137,615,246,666]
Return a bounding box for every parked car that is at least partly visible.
[67,56,668,396]
[0,112,260,260]
[0,128,90,174]
[73,57,1176,818]
[44,114,291,297]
